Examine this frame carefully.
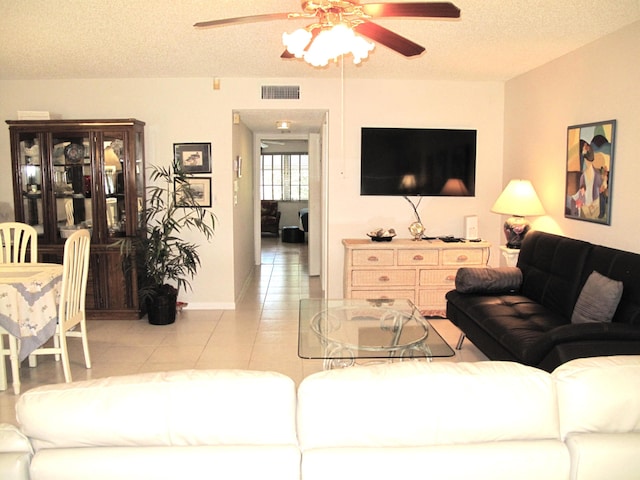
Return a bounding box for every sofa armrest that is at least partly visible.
[455,267,522,294]
[546,323,640,344]
[0,424,32,480]
[524,323,640,366]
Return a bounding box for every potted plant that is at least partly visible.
[121,159,215,324]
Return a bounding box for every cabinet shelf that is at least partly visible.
[23,192,42,199]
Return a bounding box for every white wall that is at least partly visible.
[0,75,505,307]
[504,21,640,254]
[278,201,308,229]
[0,77,238,308]
[324,78,505,296]
[231,121,256,305]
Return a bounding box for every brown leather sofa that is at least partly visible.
[446,231,640,371]
[261,200,281,236]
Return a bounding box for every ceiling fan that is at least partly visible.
[261,140,287,148]
[194,1,460,66]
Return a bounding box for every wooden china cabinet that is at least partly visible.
[6,119,146,320]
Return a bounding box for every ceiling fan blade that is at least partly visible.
[354,22,425,57]
[361,2,460,19]
[194,12,291,28]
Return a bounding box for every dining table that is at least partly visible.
[0,263,63,367]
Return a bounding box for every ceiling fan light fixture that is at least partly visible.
[284,22,374,67]
[282,29,312,58]
[196,2,462,65]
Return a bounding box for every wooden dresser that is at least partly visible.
[343,238,491,315]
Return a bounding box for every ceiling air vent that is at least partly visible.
[261,85,300,100]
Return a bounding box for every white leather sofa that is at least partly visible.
[1,356,639,480]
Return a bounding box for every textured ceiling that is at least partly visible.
[1,0,639,82]
[2,1,638,135]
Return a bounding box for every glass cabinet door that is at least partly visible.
[17,132,44,233]
[134,130,144,231]
[103,133,126,237]
[51,132,93,241]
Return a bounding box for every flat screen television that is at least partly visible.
[360,127,477,196]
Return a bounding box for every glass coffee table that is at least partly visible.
[299,298,454,369]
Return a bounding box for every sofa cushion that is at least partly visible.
[301,441,569,480]
[563,433,640,480]
[571,271,623,324]
[0,424,32,480]
[297,361,560,449]
[17,370,298,451]
[446,290,569,364]
[517,232,592,319]
[298,361,568,480]
[30,446,301,480]
[455,267,522,294]
[582,245,640,325]
[552,355,640,437]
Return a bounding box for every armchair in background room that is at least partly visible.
[261,200,281,237]
[299,208,309,232]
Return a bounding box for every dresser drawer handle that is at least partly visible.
[446,275,456,281]
[413,254,424,261]
[457,255,468,262]
[368,256,379,262]
[378,275,390,282]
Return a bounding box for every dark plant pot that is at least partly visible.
[147,286,178,325]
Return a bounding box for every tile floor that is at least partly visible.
[0,236,487,425]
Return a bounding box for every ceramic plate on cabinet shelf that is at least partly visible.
[64,143,84,164]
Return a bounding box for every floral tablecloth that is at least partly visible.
[0,263,62,361]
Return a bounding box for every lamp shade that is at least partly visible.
[491,180,545,217]
[400,174,417,190]
[440,178,469,196]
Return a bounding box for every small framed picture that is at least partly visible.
[175,177,212,208]
[174,142,212,173]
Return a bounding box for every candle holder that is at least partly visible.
[404,196,424,241]
[408,221,425,241]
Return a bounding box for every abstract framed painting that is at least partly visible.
[565,120,616,225]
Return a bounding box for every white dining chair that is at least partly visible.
[0,222,38,394]
[0,222,38,263]
[28,229,92,383]
[0,329,20,394]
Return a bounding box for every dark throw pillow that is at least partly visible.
[571,271,623,324]
[455,267,523,294]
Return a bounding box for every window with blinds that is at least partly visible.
[261,153,309,201]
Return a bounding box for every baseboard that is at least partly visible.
[184,302,237,310]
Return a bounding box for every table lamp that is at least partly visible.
[491,179,545,249]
